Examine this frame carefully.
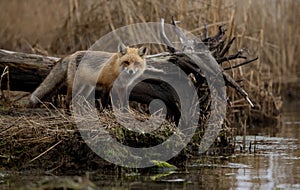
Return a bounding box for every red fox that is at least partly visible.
[30,43,147,109]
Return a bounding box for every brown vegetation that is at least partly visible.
[0,0,297,113]
[0,0,298,171]
[0,22,240,170]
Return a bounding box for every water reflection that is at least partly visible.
[184,106,300,189]
[95,106,299,189]
[228,103,300,189]
[231,137,300,189]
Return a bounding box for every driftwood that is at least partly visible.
[0,19,259,170]
[0,19,257,123]
[0,49,59,92]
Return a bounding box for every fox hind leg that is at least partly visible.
[64,85,73,113]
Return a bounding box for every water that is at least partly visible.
[1,103,299,189]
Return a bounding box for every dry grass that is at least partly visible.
[1,0,297,92]
[0,0,298,170]
[0,105,192,170]
[0,94,234,170]
[1,0,298,77]
[1,0,298,78]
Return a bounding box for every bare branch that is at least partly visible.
[219,37,236,57]
[223,56,259,70]
[223,72,254,107]
[202,22,208,40]
[171,16,188,44]
[202,25,226,45]
[160,18,176,53]
[216,50,247,64]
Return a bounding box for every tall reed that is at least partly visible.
[1,0,298,119]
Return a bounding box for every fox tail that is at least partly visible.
[29,58,68,106]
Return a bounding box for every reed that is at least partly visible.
[1,0,298,169]
[1,0,295,124]
[1,0,298,78]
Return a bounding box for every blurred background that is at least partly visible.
[0,0,299,109]
[0,1,300,188]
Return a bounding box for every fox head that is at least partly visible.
[117,43,147,76]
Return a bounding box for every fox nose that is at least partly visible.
[128,69,134,75]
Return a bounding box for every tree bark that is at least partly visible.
[0,49,211,122]
[0,17,257,124]
[0,50,59,92]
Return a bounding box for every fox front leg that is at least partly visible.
[115,86,129,111]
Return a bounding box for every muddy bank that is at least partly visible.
[0,106,235,172]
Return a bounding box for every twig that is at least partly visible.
[0,66,9,102]
[160,18,176,53]
[0,66,9,90]
[216,50,247,64]
[224,56,259,70]
[146,52,171,58]
[29,140,62,163]
[223,72,254,107]
[202,25,226,44]
[220,37,236,57]
[202,22,208,39]
[171,16,188,44]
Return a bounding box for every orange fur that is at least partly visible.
[30,44,147,110]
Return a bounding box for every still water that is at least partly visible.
[1,102,299,189]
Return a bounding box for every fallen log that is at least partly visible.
[0,20,257,123]
[0,49,59,92]
[0,19,259,170]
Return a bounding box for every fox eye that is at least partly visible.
[123,61,129,66]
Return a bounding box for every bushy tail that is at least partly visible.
[30,58,68,106]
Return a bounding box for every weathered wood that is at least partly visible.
[0,49,59,92]
[0,20,257,116]
[0,48,253,107]
[0,50,208,122]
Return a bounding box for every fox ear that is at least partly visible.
[118,43,127,55]
[138,46,148,57]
